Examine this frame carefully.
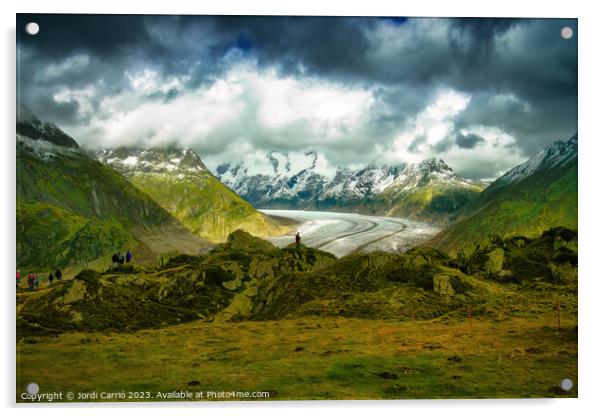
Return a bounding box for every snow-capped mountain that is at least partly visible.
[95,147,208,177]
[494,134,577,186]
[380,158,478,195]
[215,151,484,220]
[215,151,402,208]
[431,134,578,250]
[17,103,79,149]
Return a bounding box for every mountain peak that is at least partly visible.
[16,104,79,149]
[95,146,207,175]
[418,158,453,173]
[496,134,577,185]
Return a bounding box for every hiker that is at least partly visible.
[48,272,54,284]
[34,273,40,290]
[126,250,132,264]
[55,268,62,281]
[27,271,35,291]
[295,232,301,250]
[16,270,21,287]
[117,252,125,265]
[111,252,118,267]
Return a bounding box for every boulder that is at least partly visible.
[433,274,455,297]
[249,257,276,279]
[548,263,577,283]
[484,248,505,274]
[211,230,280,256]
[213,286,257,322]
[62,279,88,304]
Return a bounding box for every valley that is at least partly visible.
[15,14,579,405]
[262,209,440,257]
[15,105,579,402]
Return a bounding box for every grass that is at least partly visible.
[16,313,577,402]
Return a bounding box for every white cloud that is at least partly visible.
[442,126,526,178]
[248,68,374,138]
[52,84,98,119]
[389,89,471,163]
[126,68,188,95]
[66,61,376,155]
[382,89,526,178]
[53,61,525,181]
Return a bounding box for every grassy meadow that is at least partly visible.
[17,312,577,402]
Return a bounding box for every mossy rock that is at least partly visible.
[106,264,137,275]
[211,230,280,256]
[164,254,202,268]
[484,248,505,274]
[543,227,577,242]
[433,274,455,296]
[74,269,101,285]
[202,266,235,286]
[552,247,578,265]
[548,263,577,283]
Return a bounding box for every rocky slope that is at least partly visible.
[17,226,576,336]
[16,105,208,270]
[430,135,578,252]
[216,151,484,222]
[95,147,291,242]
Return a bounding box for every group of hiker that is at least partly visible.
[111,250,133,267]
[17,249,134,291]
[16,268,62,291]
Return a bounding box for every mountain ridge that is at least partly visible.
[429,134,578,252]
[16,108,209,269]
[216,152,484,222]
[94,147,292,242]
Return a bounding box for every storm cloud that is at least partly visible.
[16,14,577,179]
[456,133,485,149]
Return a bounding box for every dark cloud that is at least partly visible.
[433,137,454,154]
[17,14,151,59]
[448,18,521,61]
[455,132,485,149]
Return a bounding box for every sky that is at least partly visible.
[16,14,577,180]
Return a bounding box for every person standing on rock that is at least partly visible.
[111,252,118,268]
[126,250,132,264]
[295,232,301,250]
[48,272,54,285]
[55,268,62,281]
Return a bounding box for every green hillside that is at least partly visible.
[377,181,484,223]
[16,114,208,270]
[96,147,292,242]
[130,173,291,242]
[430,137,577,253]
